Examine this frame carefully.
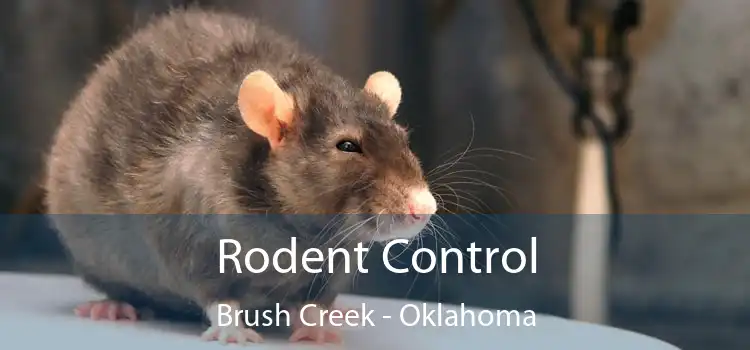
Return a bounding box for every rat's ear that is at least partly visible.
[237,70,295,148]
[364,71,401,118]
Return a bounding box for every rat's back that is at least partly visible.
[42,9,319,307]
[45,9,311,215]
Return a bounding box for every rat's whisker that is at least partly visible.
[434,186,509,234]
[428,145,533,177]
[432,168,513,185]
[309,197,372,249]
[433,224,443,301]
[402,232,426,298]
[426,113,476,179]
[438,178,516,209]
[387,235,412,263]
[311,216,374,301]
[429,219,492,271]
[433,182,461,211]
[307,213,347,249]
[430,219,458,247]
[432,188,489,214]
[266,216,348,301]
[303,214,368,299]
[434,204,507,251]
[353,213,381,288]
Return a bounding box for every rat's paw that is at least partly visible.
[201,326,264,345]
[74,300,138,321]
[289,324,343,344]
[288,305,344,344]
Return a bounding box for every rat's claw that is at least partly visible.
[288,305,344,344]
[74,300,138,321]
[201,326,263,345]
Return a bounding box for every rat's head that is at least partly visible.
[237,70,437,243]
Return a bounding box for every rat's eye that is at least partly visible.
[336,140,362,153]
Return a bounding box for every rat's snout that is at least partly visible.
[367,186,437,242]
[407,187,437,222]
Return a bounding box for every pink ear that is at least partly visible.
[364,71,402,118]
[237,70,295,148]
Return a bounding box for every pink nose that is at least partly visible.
[407,188,437,221]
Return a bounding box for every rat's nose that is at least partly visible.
[407,188,437,222]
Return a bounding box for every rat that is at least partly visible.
[43,8,438,345]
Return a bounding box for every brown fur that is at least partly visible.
[43,9,431,323]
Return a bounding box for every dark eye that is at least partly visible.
[336,140,362,153]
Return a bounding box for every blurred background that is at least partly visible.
[1,0,748,349]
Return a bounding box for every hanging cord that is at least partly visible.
[515,0,583,98]
[517,0,640,324]
[516,0,640,256]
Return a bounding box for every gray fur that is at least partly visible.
[43,8,429,324]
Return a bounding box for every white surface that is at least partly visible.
[0,272,679,350]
